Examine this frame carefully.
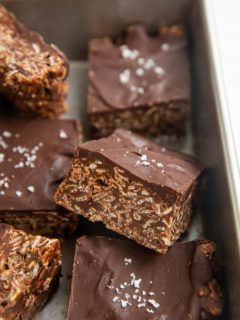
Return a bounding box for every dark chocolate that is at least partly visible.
[0,116,81,235]
[88,24,190,137]
[0,117,80,210]
[89,25,189,113]
[55,129,203,253]
[80,128,203,195]
[68,236,222,320]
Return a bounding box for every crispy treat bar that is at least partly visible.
[0,223,61,320]
[55,129,203,253]
[0,5,69,118]
[0,116,81,236]
[68,236,222,320]
[88,24,190,138]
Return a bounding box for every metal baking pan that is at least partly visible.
[2,0,239,319]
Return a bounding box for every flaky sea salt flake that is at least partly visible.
[112,296,119,303]
[124,257,132,266]
[136,68,144,76]
[59,129,68,139]
[144,59,155,70]
[161,43,170,51]
[148,299,160,308]
[0,153,5,163]
[16,191,22,197]
[27,186,35,193]
[119,69,131,84]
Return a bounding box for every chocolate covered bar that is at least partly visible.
[0,5,68,118]
[55,129,203,253]
[0,116,81,236]
[88,24,190,138]
[68,236,222,320]
[0,223,61,320]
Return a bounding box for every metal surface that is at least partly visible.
[1,0,238,319]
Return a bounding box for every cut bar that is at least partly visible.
[55,129,203,253]
[0,116,81,236]
[0,5,69,118]
[0,223,61,320]
[88,24,190,138]
[68,236,222,320]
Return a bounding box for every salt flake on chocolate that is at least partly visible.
[119,69,130,84]
[161,43,170,51]
[136,68,144,76]
[154,66,165,76]
[59,129,68,139]
[124,258,132,266]
[148,299,160,308]
[16,190,22,197]
[144,59,155,70]
[2,131,12,138]
[27,186,35,193]
[120,45,139,60]
[0,153,5,163]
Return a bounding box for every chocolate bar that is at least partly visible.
[88,24,190,138]
[55,129,203,253]
[68,236,222,320]
[0,116,81,236]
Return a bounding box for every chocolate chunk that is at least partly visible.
[88,24,190,138]
[0,116,81,236]
[0,223,61,320]
[0,5,69,118]
[68,236,222,320]
[55,129,203,253]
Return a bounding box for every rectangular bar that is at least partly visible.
[0,223,61,320]
[55,129,203,253]
[88,24,190,138]
[0,4,69,118]
[0,114,81,236]
[68,236,222,319]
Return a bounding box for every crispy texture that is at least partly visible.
[0,5,68,117]
[0,211,79,237]
[55,129,203,253]
[0,224,61,320]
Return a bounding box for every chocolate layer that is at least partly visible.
[0,117,81,210]
[88,24,190,137]
[68,236,222,320]
[55,129,203,252]
[0,116,81,235]
[0,223,61,320]
[79,128,203,195]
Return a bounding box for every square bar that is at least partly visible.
[55,129,203,253]
[68,236,222,319]
[88,24,190,138]
[0,115,81,236]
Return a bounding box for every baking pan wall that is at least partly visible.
[1,0,239,319]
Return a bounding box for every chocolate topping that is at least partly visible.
[55,128,203,252]
[0,117,80,210]
[68,237,222,320]
[88,24,190,114]
[80,128,203,195]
